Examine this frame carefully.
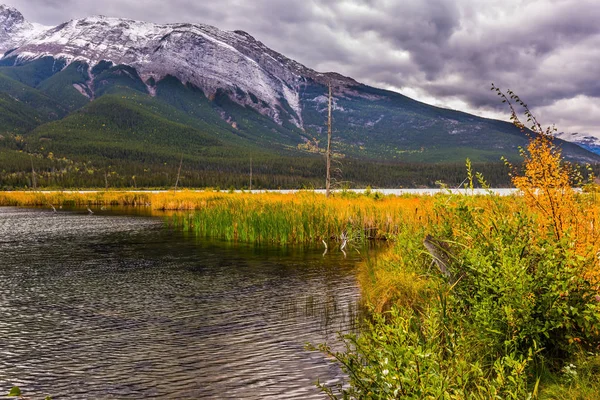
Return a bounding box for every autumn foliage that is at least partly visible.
[493,85,600,288]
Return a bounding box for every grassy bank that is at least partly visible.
[324,189,600,399]
[0,190,153,208]
[312,95,600,398]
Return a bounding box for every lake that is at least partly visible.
[0,207,367,399]
[41,188,518,196]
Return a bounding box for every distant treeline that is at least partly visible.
[0,149,517,189]
[2,137,598,189]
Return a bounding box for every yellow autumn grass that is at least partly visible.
[2,177,599,293]
[0,190,436,239]
[0,190,153,207]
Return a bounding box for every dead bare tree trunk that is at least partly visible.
[326,82,332,198]
[249,157,253,191]
[174,153,183,193]
[30,155,37,190]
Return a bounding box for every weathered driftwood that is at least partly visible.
[423,234,455,283]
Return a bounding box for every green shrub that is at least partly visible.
[315,301,533,399]
[317,194,600,398]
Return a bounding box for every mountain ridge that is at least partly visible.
[0,7,365,130]
[0,4,49,55]
[0,4,598,189]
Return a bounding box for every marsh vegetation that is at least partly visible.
[4,94,600,399]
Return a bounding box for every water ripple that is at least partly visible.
[0,207,363,399]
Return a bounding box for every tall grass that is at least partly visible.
[0,190,440,245]
[173,192,439,245]
[318,189,600,398]
[0,191,152,207]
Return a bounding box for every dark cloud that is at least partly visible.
[4,0,600,136]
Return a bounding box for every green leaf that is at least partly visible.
[8,386,22,396]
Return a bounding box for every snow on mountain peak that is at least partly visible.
[554,131,600,156]
[0,5,358,127]
[0,4,50,55]
[0,4,24,23]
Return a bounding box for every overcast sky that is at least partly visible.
[5,0,600,137]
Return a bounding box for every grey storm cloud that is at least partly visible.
[5,0,600,136]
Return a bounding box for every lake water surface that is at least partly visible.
[0,207,365,399]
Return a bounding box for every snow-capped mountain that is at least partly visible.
[0,5,357,128]
[555,132,600,156]
[1,4,598,166]
[0,5,49,54]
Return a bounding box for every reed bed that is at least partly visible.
[172,192,441,244]
[0,189,437,244]
[0,190,153,207]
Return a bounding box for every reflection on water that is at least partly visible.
[0,207,365,399]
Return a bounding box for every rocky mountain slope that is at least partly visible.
[0,5,49,54]
[1,6,358,130]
